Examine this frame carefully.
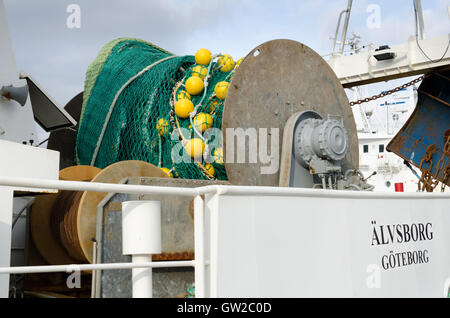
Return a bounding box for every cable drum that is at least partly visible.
[50,190,86,263]
[31,162,167,265]
[223,40,358,186]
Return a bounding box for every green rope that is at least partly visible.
[158,134,162,168]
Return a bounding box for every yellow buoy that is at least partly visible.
[204,163,215,177]
[192,65,208,80]
[185,138,205,159]
[185,76,204,96]
[230,57,244,80]
[193,112,213,132]
[195,48,212,65]
[175,99,194,119]
[217,54,235,72]
[176,89,191,101]
[206,99,220,113]
[214,81,229,100]
[213,147,224,164]
[160,167,174,178]
[156,118,169,135]
[235,57,244,68]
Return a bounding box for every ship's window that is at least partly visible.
[363,145,369,153]
[379,144,385,153]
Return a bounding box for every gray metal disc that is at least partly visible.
[223,39,358,186]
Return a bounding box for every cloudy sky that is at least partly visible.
[4,0,450,108]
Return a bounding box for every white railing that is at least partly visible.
[0,261,195,274]
[1,176,448,198]
[0,175,449,298]
[0,176,208,297]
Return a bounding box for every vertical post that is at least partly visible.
[0,187,13,298]
[414,0,425,40]
[194,195,205,298]
[91,240,97,298]
[209,193,220,298]
[131,254,153,297]
[332,10,346,54]
[386,103,390,134]
[122,201,161,298]
[444,278,450,298]
[339,0,353,54]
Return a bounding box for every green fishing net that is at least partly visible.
[75,38,241,180]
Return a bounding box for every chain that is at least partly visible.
[438,134,450,192]
[441,166,450,192]
[418,135,450,192]
[418,144,437,192]
[349,74,427,106]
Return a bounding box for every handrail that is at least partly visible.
[0,174,448,295]
[0,176,449,199]
[0,261,195,274]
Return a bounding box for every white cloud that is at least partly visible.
[3,0,449,120]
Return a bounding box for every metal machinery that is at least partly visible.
[22,39,374,297]
[326,0,450,192]
[222,39,371,191]
[0,0,449,298]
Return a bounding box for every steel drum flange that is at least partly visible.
[223,39,358,186]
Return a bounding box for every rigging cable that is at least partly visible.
[413,1,450,64]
